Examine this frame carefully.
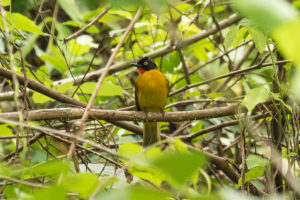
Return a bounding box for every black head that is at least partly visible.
[131,57,157,72]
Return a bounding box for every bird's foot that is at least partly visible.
[143,108,149,118]
[160,109,165,116]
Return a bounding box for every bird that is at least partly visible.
[131,57,169,147]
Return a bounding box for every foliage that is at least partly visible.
[0,0,299,199]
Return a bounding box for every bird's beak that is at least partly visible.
[131,63,140,67]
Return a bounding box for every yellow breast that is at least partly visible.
[136,69,168,112]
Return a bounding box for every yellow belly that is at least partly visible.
[136,69,168,112]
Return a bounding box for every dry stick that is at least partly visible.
[67,7,143,159]
[54,13,241,86]
[170,60,289,96]
[0,175,47,188]
[177,48,190,84]
[63,7,111,42]
[0,104,238,122]
[0,135,35,140]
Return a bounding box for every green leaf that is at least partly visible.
[17,160,70,177]
[206,93,223,98]
[0,124,12,136]
[32,92,55,104]
[79,82,124,96]
[248,27,266,53]
[118,143,143,162]
[231,0,298,32]
[57,0,85,23]
[273,19,300,66]
[61,173,100,198]
[68,35,97,56]
[184,91,201,98]
[3,186,17,199]
[118,143,165,185]
[242,87,268,113]
[151,151,206,185]
[231,27,247,48]
[161,51,181,73]
[193,47,208,62]
[57,82,74,93]
[95,186,169,200]
[246,155,268,169]
[40,55,68,73]
[3,13,44,35]
[287,152,298,157]
[2,0,11,6]
[238,166,265,186]
[224,26,239,49]
[190,121,203,134]
[31,186,67,200]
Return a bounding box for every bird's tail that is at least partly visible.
[143,122,160,147]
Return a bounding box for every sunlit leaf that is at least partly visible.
[2,0,11,6]
[0,124,12,136]
[1,12,44,35]
[61,173,100,198]
[40,55,68,73]
[32,92,55,104]
[30,186,67,200]
[68,35,97,56]
[231,27,247,48]
[248,27,266,53]
[224,26,239,49]
[151,151,206,185]
[3,186,17,199]
[16,160,70,177]
[273,19,300,66]
[79,82,124,96]
[95,186,169,200]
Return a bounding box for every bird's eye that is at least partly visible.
[143,61,148,65]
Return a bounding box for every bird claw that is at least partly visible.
[143,109,149,117]
[160,109,165,116]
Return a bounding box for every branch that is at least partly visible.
[0,66,86,107]
[0,105,238,122]
[63,7,111,42]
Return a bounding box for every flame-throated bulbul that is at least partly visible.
[131,57,169,146]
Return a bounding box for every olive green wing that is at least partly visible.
[164,75,169,107]
[165,75,169,96]
[135,82,141,111]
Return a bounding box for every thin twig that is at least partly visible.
[64,7,111,42]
